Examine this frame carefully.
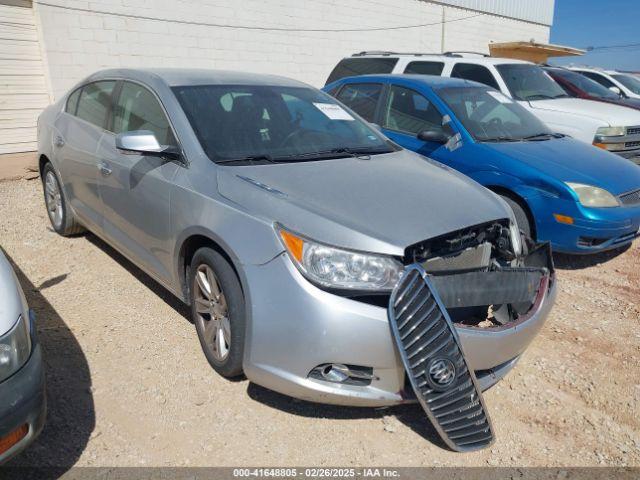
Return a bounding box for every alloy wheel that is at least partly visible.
[44,171,63,230]
[193,264,230,362]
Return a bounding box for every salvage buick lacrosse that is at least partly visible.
[38,69,556,451]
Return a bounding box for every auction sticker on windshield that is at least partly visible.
[313,103,355,120]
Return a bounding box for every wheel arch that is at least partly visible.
[486,185,537,241]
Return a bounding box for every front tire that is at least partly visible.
[189,248,245,378]
[42,163,85,236]
[500,194,532,239]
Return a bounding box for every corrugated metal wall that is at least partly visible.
[433,0,555,25]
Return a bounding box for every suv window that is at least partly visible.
[450,63,500,89]
[579,71,616,89]
[382,85,445,135]
[66,88,81,115]
[404,61,444,76]
[76,81,116,129]
[113,81,176,145]
[326,58,398,85]
[335,83,382,122]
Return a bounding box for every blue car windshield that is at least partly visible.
[172,85,393,163]
[438,86,553,142]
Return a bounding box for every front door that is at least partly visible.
[97,81,180,285]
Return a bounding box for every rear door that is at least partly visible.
[54,80,116,231]
[96,80,180,285]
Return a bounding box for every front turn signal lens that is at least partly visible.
[0,424,28,455]
[279,229,304,262]
[553,214,574,225]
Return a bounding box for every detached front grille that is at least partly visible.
[388,265,494,452]
[619,188,640,206]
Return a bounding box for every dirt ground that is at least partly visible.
[1,178,639,469]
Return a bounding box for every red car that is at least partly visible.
[545,67,640,111]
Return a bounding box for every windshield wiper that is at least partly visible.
[481,136,521,143]
[274,146,393,162]
[216,154,275,165]
[522,133,554,141]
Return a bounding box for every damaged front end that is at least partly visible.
[387,220,554,452]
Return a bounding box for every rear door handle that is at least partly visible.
[99,162,112,176]
[54,135,65,147]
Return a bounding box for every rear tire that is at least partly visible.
[189,247,245,378]
[500,194,532,239]
[42,162,85,236]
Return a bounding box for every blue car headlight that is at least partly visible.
[0,315,32,383]
[566,182,620,208]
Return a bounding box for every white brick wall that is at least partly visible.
[34,0,550,100]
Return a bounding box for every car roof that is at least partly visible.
[346,53,532,66]
[334,74,487,89]
[84,68,310,88]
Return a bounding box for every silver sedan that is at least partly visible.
[37,69,556,451]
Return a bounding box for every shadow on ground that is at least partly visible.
[247,383,447,450]
[3,252,94,475]
[85,233,190,321]
[553,243,630,270]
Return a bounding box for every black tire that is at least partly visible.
[500,194,533,239]
[189,247,245,378]
[41,162,85,236]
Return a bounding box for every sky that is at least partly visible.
[549,0,640,72]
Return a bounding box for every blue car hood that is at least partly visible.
[486,137,640,195]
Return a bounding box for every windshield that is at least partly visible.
[612,74,640,95]
[438,86,553,142]
[496,64,568,101]
[548,68,619,99]
[172,85,393,163]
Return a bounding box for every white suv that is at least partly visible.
[326,52,640,162]
[568,67,640,100]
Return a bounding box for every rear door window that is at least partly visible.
[451,63,500,90]
[335,83,383,122]
[76,81,116,129]
[404,61,444,76]
[579,71,616,89]
[326,58,398,85]
[382,85,445,135]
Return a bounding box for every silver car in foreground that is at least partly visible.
[0,250,45,463]
[38,69,556,451]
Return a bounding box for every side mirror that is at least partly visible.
[417,129,451,144]
[609,86,623,97]
[116,130,181,160]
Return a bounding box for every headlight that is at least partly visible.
[566,182,620,208]
[0,315,32,383]
[278,226,402,291]
[595,126,626,137]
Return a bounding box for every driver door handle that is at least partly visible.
[99,162,112,176]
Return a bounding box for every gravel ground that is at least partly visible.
[1,178,639,468]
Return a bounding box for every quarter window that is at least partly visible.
[325,58,398,85]
[335,83,383,122]
[113,82,176,145]
[451,63,500,90]
[66,88,81,115]
[76,81,116,129]
[404,61,445,76]
[382,85,445,135]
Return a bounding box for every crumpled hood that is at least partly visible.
[528,97,640,126]
[0,250,25,336]
[217,150,511,256]
[487,137,640,195]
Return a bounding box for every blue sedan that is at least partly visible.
[324,75,640,254]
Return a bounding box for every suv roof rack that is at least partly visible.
[443,51,490,57]
[351,51,462,57]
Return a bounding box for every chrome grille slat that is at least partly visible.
[388,264,494,452]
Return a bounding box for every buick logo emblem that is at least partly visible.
[427,357,456,390]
